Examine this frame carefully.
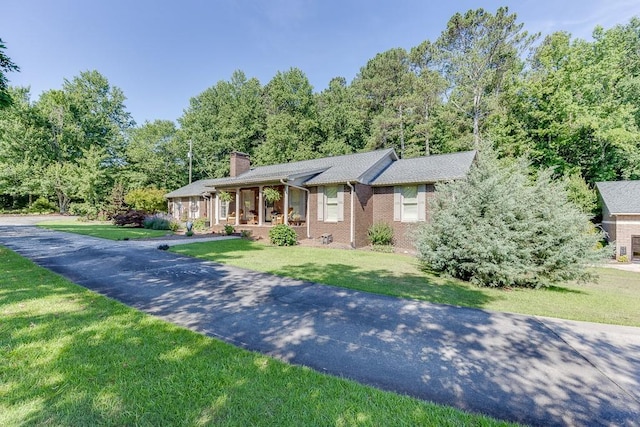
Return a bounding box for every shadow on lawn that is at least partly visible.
[271,262,496,309]
[3,271,479,426]
[173,239,496,309]
[3,239,639,427]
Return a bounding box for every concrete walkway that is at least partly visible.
[1,225,639,427]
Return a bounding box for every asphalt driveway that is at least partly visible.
[1,224,639,426]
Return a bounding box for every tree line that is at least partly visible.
[1,7,639,215]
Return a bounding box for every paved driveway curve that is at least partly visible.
[1,224,639,427]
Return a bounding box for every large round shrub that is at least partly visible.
[269,224,297,246]
[415,150,609,288]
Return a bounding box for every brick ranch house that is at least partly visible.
[165,149,476,248]
[596,180,640,261]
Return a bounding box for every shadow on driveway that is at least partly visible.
[1,225,639,426]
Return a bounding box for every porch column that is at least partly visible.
[283,184,289,225]
[235,188,240,226]
[258,186,264,226]
[214,193,219,225]
[207,193,214,227]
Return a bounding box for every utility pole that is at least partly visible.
[188,139,193,184]
[399,105,404,159]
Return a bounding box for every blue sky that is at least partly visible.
[3,0,640,125]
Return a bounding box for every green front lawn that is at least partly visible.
[38,219,171,240]
[0,246,512,426]
[171,239,640,327]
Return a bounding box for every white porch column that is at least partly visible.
[283,184,289,225]
[235,188,240,226]
[214,193,219,225]
[258,186,264,226]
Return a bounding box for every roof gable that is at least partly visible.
[596,181,640,214]
[207,148,398,188]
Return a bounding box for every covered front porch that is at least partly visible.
[208,184,309,235]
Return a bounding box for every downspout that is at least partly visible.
[346,181,355,248]
[281,179,310,239]
[214,191,220,225]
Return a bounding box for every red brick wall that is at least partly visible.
[371,185,435,250]
[230,152,250,177]
[354,183,374,247]
[307,185,374,248]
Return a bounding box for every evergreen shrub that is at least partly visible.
[415,149,609,288]
[269,224,297,246]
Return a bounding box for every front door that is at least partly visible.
[633,236,640,261]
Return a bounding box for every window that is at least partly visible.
[317,185,343,222]
[325,186,339,221]
[394,185,426,222]
[219,200,229,219]
[289,188,305,218]
[401,186,418,222]
[190,197,199,219]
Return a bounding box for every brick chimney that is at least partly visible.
[230,151,250,177]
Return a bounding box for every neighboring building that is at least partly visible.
[166,149,476,248]
[596,181,640,261]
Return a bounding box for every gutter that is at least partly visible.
[346,181,355,248]
[281,179,311,239]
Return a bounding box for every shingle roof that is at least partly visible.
[304,149,396,185]
[203,148,397,188]
[164,179,222,198]
[596,181,640,214]
[370,150,477,186]
[165,149,476,198]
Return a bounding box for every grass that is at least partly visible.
[38,219,171,240]
[0,246,513,426]
[170,239,640,327]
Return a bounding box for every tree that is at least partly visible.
[255,68,320,164]
[0,71,134,212]
[315,77,366,156]
[32,71,134,212]
[124,188,167,213]
[409,41,448,155]
[416,149,608,288]
[0,38,20,108]
[352,48,417,155]
[506,23,640,183]
[179,70,265,178]
[0,87,48,201]
[435,7,536,148]
[125,120,186,190]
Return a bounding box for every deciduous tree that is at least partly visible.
[0,38,19,108]
[255,68,320,164]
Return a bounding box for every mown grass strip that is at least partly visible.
[0,245,513,426]
[38,219,170,240]
[170,239,640,327]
